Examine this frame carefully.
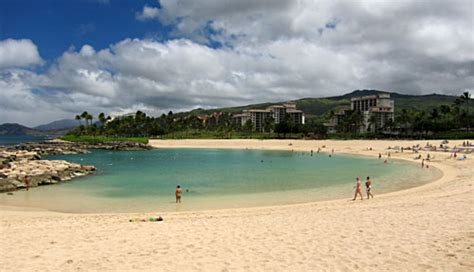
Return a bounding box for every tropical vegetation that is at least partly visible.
[65,91,473,140]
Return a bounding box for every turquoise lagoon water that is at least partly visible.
[0,148,441,213]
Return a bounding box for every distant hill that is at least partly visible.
[178,90,459,119]
[34,119,78,131]
[297,90,458,118]
[0,123,43,136]
[0,123,70,136]
[2,90,461,135]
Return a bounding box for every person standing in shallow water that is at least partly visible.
[175,185,182,203]
[24,176,30,191]
[365,176,374,199]
[353,177,363,201]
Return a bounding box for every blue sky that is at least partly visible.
[0,0,170,62]
[0,0,472,126]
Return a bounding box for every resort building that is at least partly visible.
[326,93,395,133]
[206,112,224,127]
[232,102,305,132]
[325,109,352,134]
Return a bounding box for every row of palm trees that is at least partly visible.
[70,92,471,138]
[75,111,111,127]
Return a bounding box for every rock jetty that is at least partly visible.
[0,139,150,193]
[0,149,95,193]
[11,140,151,155]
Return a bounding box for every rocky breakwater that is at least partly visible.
[78,141,152,151]
[13,140,151,154]
[0,149,95,193]
[13,141,90,156]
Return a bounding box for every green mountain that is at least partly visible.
[180,90,459,119]
[34,119,78,131]
[0,123,70,136]
[0,123,43,136]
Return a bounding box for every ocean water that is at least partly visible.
[0,148,442,213]
[0,135,49,146]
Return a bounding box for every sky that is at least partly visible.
[0,0,473,126]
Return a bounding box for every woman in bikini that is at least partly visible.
[175,185,182,203]
[353,177,363,201]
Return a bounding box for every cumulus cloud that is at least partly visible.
[134,0,474,95]
[136,5,160,21]
[0,39,44,69]
[1,1,473,126]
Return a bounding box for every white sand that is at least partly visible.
[1,139,473,271]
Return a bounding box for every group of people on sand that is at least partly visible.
[353,176,374,200]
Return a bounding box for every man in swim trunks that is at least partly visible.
[175,185,182,203]
[365,176,374,199]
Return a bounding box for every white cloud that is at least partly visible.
[136,5,160,21]
[1,1,473,126]
[0,39,44,69]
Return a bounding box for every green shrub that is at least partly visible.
[61,135,149,144]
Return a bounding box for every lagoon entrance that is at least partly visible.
[0,148,441,213]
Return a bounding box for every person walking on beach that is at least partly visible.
[175,185,182,203]
[365,176,374,199]
[353,177,363,201]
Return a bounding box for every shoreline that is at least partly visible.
[1,139,473,271]
[1,140,443,214]
[148,139,451,202]
[0,139,464,215]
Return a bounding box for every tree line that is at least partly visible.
[68,92,471,139]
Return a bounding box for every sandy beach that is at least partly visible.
[1,139,473,271]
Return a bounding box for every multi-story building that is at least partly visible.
[232,102,305,132]
[326,93,395,133]
[324,109,352,133]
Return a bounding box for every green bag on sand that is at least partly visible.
[148,216,163,222]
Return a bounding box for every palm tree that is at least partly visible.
[349,110,364,133]
[81,111,89,126]
[243,119,254,133]
[460,92,471,130]
[439,105,451,115]
[98,112,106,124]
[368,115,378,133]
[263,116,275,133]
[460,91,471,114]
[86,113,93,126]
[75,115,82,126]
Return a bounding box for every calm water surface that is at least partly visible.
[0,148,441,213]
[0,135,49,146]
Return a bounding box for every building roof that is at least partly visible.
[232,113,247,118]
[247,109,271,113]
[286,109,303,113]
